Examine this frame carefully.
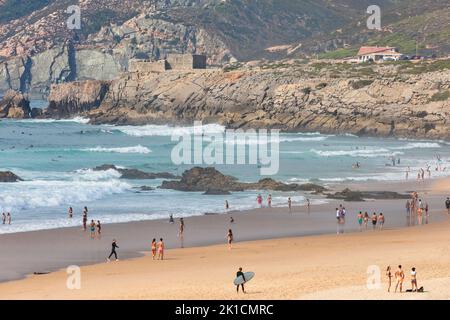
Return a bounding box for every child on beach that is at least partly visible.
[378,213,385,230]
[90,220,96,238]
[107,239,119,262]
[151,238,157,260]
[386,266,392,292]
[395,265,405,293]
[157,238,164,260]
[227,229,234,250]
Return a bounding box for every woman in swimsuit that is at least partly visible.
[411,267,418,292]
[157,238,165,260]
[357,212,363,231]
[151,238,157,260]
[386,266,392,292]
[363,212,369,229]
[68,207,73,218]
[257,194,262,208]
[267,194,272,208]
[227,229,234,250]
[378,213,385,230]
[371,213,377,230]
[417,207,423,225]
[96,220,101,237]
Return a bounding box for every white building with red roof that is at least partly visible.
[357,46,403,62]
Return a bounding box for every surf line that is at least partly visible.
[170,121,280,175]
[175,304,209,318]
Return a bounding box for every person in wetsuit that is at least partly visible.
[107,239,119,262]
[236,267,246,293]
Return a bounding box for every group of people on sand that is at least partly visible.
[386,265,421,293]
[357,211,385,230]
[151,238,165,260]
[68,206,102,238]
[405,192,430,225]
[1,212,12,225]
[255,194,310,214]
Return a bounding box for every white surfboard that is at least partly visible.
[233,271,255,285]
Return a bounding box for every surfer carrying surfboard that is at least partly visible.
[236,267,246,293]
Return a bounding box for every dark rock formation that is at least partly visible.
[0,171,23,182]
[0,90,31,118]
[93,164,178,180]
[326,188,410,202]
[203,188,232,195]
[160,167,326,193]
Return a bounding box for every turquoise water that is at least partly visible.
[1,117,449,233]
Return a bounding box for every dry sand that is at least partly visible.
[0,178,449,299]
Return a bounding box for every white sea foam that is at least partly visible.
[389,142,441,150]
[16,117,90,124]
[82,145,152,154]
[113,123,225,137]
[311,147,403,158]
[0,179,131,212]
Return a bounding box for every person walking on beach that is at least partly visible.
[371,212,377,230]
[257,194,262,208]
[7,212,11,225]
[406,166,410,180]
[288,197,292,213]
[386,266,392,292]
[82,207,88,231]
[236,267,246,294]
[151,238,157,260]
[68,207,73,218]
[157,238,164,260]
[1,212,5,225]
[169,214,174,224]
[378,213,385,230]
[395,265,405,293]
[357,212,363,231]
[107,239,119,262]
[306,198,310,213]
[97,220,101,237]
[178,218,185,248]
[90,220,96,239]
[411,267,418,292]
[445,197,450,215]
[267,194,272,208]
[227,229,234,250]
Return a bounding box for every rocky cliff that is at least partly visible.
[0,89,31,118]
[43,59,450,140]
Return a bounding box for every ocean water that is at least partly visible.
[1,117,449,234]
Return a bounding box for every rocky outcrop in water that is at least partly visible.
[93,164,179,180]
[0,89,31,118]
[160,167,326,193]
[326,188,410,202]
[0,171,22,182]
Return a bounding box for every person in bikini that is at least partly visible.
[386,266,392,292]
[151,238,157,260]
[157,238,165,260]
[227,229,234,250]
[378,213,385,230]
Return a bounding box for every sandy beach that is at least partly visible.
[0,176,448,299]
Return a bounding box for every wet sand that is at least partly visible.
[0,177,448,299]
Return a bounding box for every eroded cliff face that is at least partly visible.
[43,61,450,140]
[0,89,31,118]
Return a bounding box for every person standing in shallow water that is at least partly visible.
[225,200,229,211]
[90,220,96,238]
[82,207,88,231]
[288,197,292,213]
[96,220,101,237]
[267,194,272,208]
[371,212,377,230]
[1,212,5,224]
[68,207,73,218]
